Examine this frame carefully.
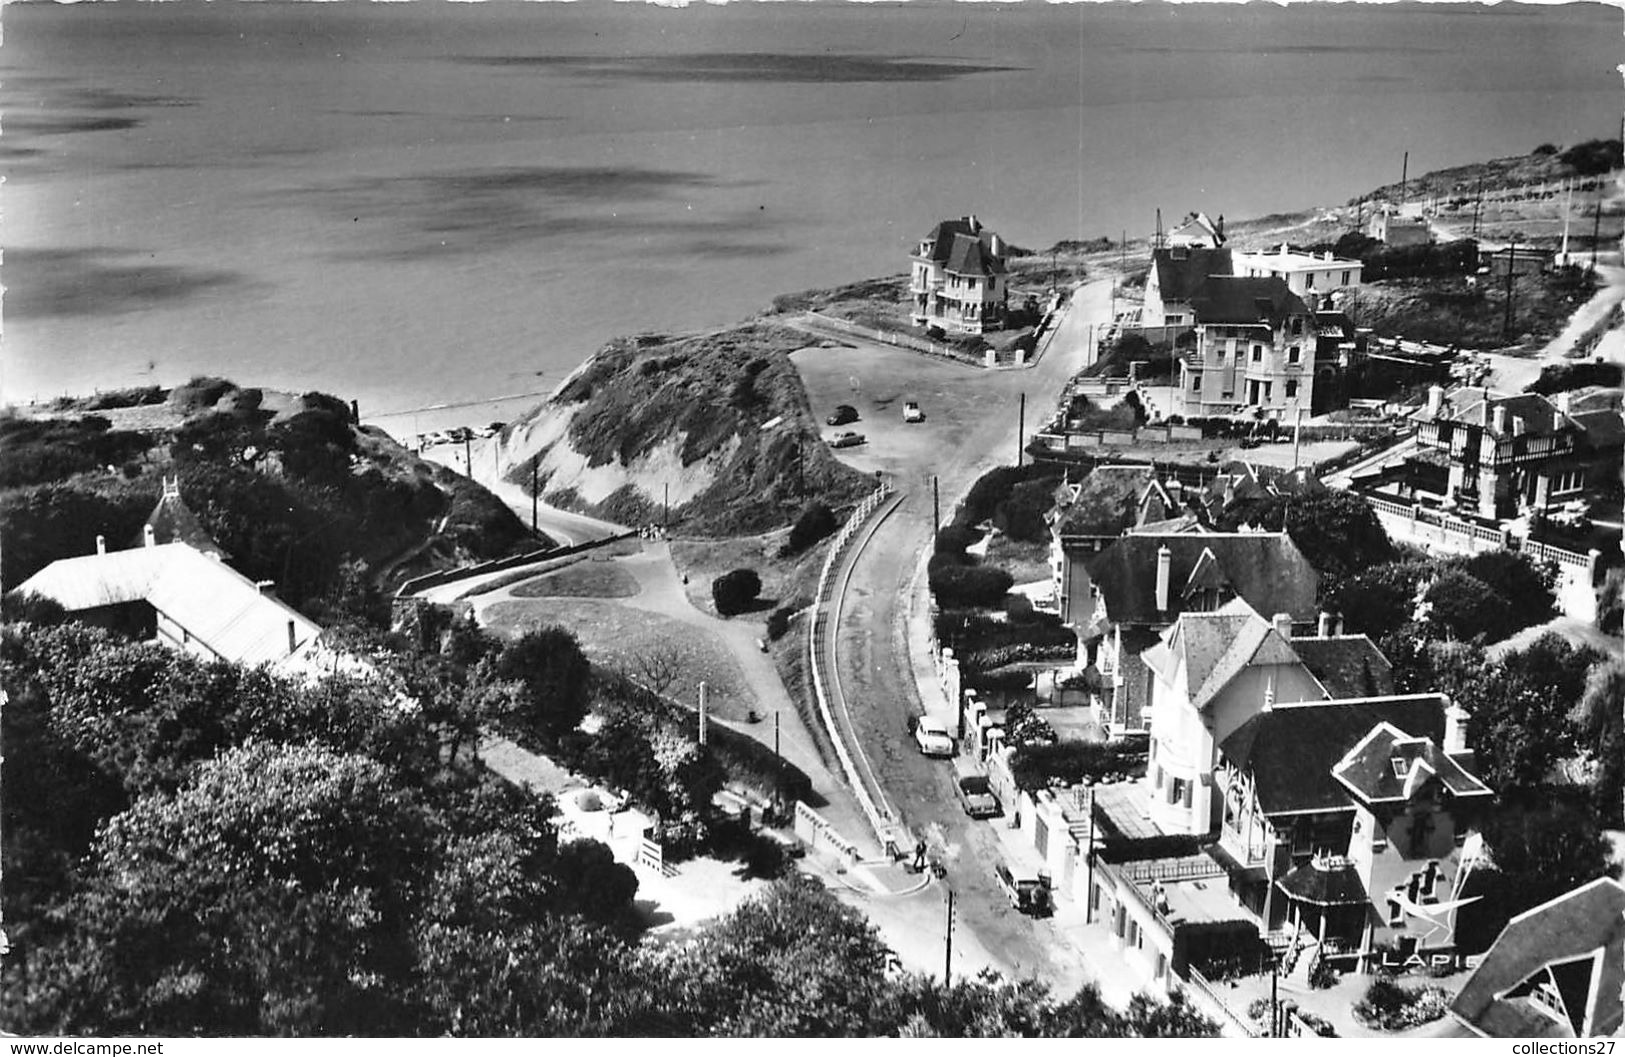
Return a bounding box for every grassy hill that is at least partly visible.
[1,378,541,621]
[498,323,873,536]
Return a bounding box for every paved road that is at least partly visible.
[801,281,1115,985]
[419,436,627,547]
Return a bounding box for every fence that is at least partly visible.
[637,835,674,877]
[1119,856,1228,885]
[1181,966,1261,1039]
[807,485,899,846]
[793,800,861,863]
[395,530,636,598]
[801,311,1034,369]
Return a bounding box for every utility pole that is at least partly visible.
[1271,956,1280,1036]
[773,711,782,808]
[664,482,670,529]
[932,475,941,538]
[1050,248,1057,298]
[944,888,955,982]
[531,456,539,533]
[463,434,472,474]
[1084,795,1097,923]
[1017,393,1026,467]
[698,681,708,746]
[1472,175,1484,238]
[1502,242,1517,337]
[1292,407,1304,470]
[1591,201,1603,274]
[1399,150,1409,208]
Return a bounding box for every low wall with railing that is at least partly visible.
[1182,966,1261,1039]
[395,530,636,598]
[793,800,861,863]
[807,485,897,845]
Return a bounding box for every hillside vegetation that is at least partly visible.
[499,324,873,536]
[0,379,538,622]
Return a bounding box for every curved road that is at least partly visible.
[807,281,1116,986]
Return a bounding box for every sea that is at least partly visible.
[3,0,1618,436]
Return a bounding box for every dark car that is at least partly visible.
[829,431,866,449]
[827,404,859,426]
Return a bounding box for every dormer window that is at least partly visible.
[1391,758,1409,779]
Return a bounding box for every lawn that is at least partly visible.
[511,558,642,599]
[669,531,830,618]
[483,597,757,721]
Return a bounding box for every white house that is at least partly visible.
[1233,245,1363,301]
[910,215,1009,335]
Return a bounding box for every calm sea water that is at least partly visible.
[3,1,1618,432]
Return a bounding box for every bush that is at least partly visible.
[1559,138,1623,176]
[1004,592,1035,623]
[712,568,762,616]
[1423,570,1518,643]
[1352,979,1451,1031]
[1009,740,1143,790]
[994,478,1059,543]
[934,521,984,556]
[781,501,837,556]
[1528,360,1623,395]
[929,562,1014,608]
[765,605,794,641]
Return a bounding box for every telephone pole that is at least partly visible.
[932,475,940,537]
[1472,175,1484,238]
[1399,150,1409,207]
[1502,243,1517,337]
[1591,201,1603,274]
[944,887,955,982]
[1017,393,1026,467]
[531,456,539,533]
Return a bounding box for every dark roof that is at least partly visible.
[1056,465,1157,538]
[1218,695,1448,816]
[1452,878,1625,1039]
[919,217,983,265]
[1085,531,1319,627]
[1573,408,1625,448]
[944,232,1006,278]
[1189,275,1310,327]
[1291,636,1395,699]
[1331,722,1491,805]
[138,482,228,559]
[1276,859,1369,906]
[1150,246,1234,304]
[1414,388,1573,437]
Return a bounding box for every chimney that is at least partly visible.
[1493,404,1508,435]
[989,233,1005,258]
[1155,545,1172,613]
[1512,414,1526,437]
[1443,701,1470,754]
[1216,213,1225,240]
[1334,612,1345,636]
[143,524,157,548]
[1273,613,1293,640]
[287,620,298,656]
[1426,385,1444,417]
[256,580,276,596]
[1556,391,1573,416]
[96,534,107,555]
[1317,611,1334,637]
[965,214,980,232]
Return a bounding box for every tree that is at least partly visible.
[711,567,762,616]
[1421,570,1517,643]
[1576,655,1625,825]
[782,501,837,555]
[549,839,641,928]
[929,562,1014,608]
[995,479,1059,544]
[1326,560,1430,641]
[18,742,435,1035]
[1450,550,1556,628]
[628,640,684,697]
[1222,490,1394,585]
[1461,634,1598,794]
[496,626,592,741]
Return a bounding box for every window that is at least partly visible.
[1285,380,1299,399]
[1190,373,1202,392]
[1170,777,1186,806]
[1288,345,1301,365]
[1251,344,1263,363]
[1290,317,1303,336]
[1341,270,1351,285]
[1183,781,1194,809]
[1387,899,1404,926]
[1306,272,1316,289]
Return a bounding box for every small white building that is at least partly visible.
[1233,245,1363,300]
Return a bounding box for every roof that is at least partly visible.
[1150,246,1234,304]
[1150,599,1303,710]
[1166,211,1227,247]
[1235,247,1363,273]
[140,479,228,558]
[1452,878,1625,1038]
[918,217,983,265]
[1085,530,1319,627]
[1055,465,1158,538]
[16,542,327,673]
[1291,636,1396,699]
[1218,695,1449,816]
[1188,275,1311,327]
[1412,387,1572,437]
[1573,408,1625,448]
[1331,722,1492,806]
[944,232,1006,278]
[1276,859,1370,906]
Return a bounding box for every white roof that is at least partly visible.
[1234,247,1362,272]
[17,542,327,672]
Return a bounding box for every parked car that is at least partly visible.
[903,401,924,423]
[829,431,867,449]
[912,715,954,757]
[827,404,859,426]
[956,774,1001,819]
[993,862,1052,916]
